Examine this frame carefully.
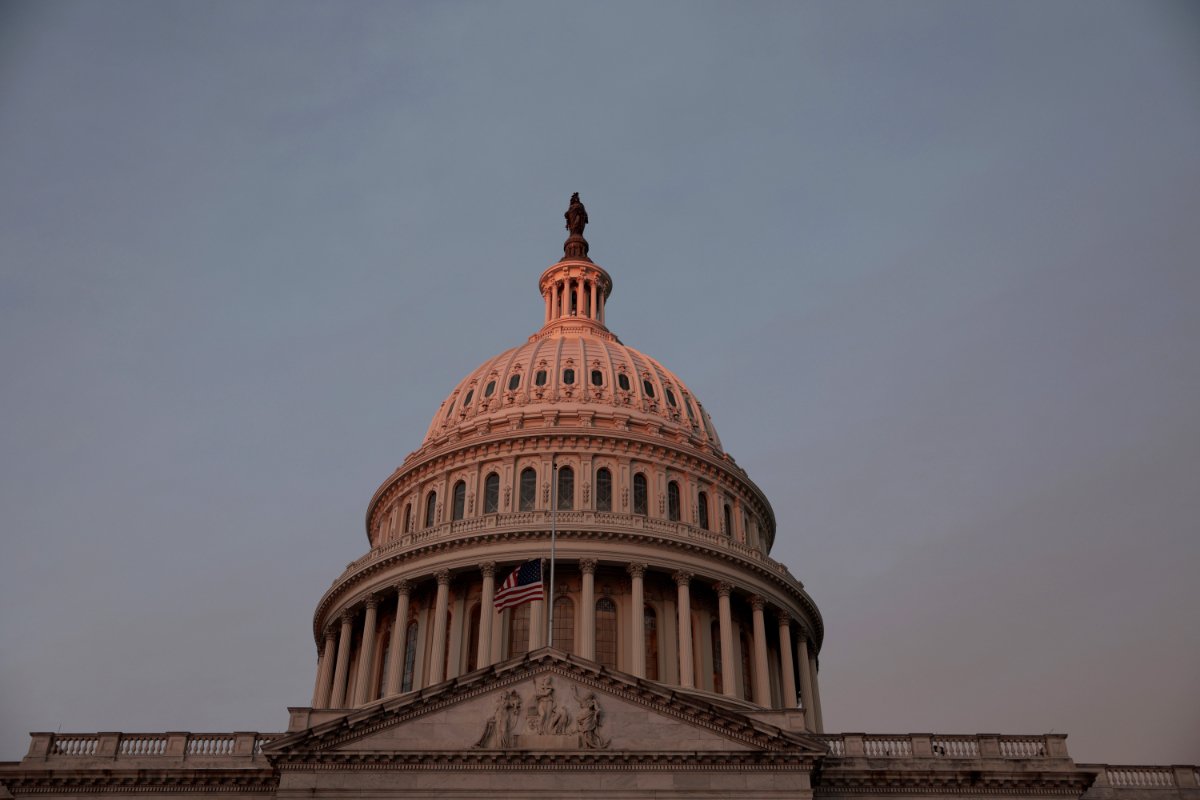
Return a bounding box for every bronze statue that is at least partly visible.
[565,193,588,237]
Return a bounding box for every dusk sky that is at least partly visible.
[1,1,1197,765]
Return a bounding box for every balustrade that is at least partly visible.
[49,736,97,756]
[932,736,979,757]
[38,732,278,762]
[118,736,166,756]
[186,735,235,756]
[1106,767,1177,787]
[998,736,1046,758]
[864,736,913,757]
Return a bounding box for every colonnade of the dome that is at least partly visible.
[540,259,611,327]
[309,555,824,730]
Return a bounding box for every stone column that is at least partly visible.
[544,291,552,324]
[776,611,797,708]
[797,632,816,730]
[329,610,355,708]
[589,280,598,320]
[551,283,559,322]
[428,570,452,685]
[353,595,381,705]
[575,278,584,317]
[384,581,412,696]
[561,280,569,317]
[477,562,496,668]
[529,596,545,651]
[579,558,597,660]
[810,651,824,732]
[750,596,771,706]
[628,563,647,678]
[714,582,737,698]
[313,629,337,708]
[673,571,695,689]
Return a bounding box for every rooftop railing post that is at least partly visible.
[978,735,1001,758]
[911,734,933,757]
[25,733,53,760]
[165,732,188,757]
[844,734,865,757]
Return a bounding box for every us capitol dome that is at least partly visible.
[309,193,826,724]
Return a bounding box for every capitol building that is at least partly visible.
[2,198,1195,799]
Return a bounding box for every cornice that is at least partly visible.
[0,767,277,794]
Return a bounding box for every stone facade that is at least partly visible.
[2,200,1195,799]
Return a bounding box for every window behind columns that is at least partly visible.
[401,620,418,692]
[483,473,499,514]
[644,606,659,680]
[667,481,681,521]
[698,492,710,530]
[424,492,437,528]
[376,619,393,698]
[556,466,574,510]
[552,596,574,652]
[452,481,466,521]
[711,620,723,694]
[519,468,537,511]
[595,467,612,511]
[633,473,648,515]
[509,604,530,658]
[740,632,753,700]
[467,604,480,672]
[595,598,617,669]
[402,502,412,533]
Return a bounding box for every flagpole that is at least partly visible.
[547,456,557,647]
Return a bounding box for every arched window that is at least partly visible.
[509,604,530,658]
[519,467,537,511]
[595,598,617,669]
[483,473,500,514]
[467,604,481,672]
[424,492,437,528]
[595,467,612,511]
[401,620,418,692]
[697,491,709,530]
[633,473,648,515]
[617,373,630,391]
[711,620,723,694]
[667,481,681,521]
[552,596,574,652]
[740,632,753,700]
[723,503,733,536]
[644,606,659,681]
[377,619,393,698]
[451,481,466,521]
[556,466,574,510]
[402,502,412,533]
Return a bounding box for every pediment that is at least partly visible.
[268,649,825,759]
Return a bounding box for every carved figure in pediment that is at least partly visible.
[474,689,522,749]
[527,676,570,735]
[571,686,609,749]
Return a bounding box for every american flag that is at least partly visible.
[493,559,544,610]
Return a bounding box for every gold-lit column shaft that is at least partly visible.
[329,610,355,708]
[674,571,695,688]
[313,629,337,708]
[352,596,380,705]
[580,559,597,660]
[384,581,412,696]
[750,596,771,706]
[797,633,816,730]
[428,570,452,684]
[777,611,797,708]
[628,563,646,678]
[714,582,737,698]
[589,280,597,320]
[477,563,496,668]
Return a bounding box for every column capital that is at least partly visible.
[434,569,452,586]
[672,570,693,587]
[713,581,733,598]
[775,609,792,626]
[580,558,598,575]
[480,561,497,578]
[323,627,338,641]
[339,609,356,625]
[364,594,381,610]
[626,562,646,579]
[394,579,413,596]
[749,595,766,612]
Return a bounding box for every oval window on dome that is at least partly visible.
[617,373,630,391]
[535,370,547,387]
[665,388,677,407]
[463,389,474,406]
[642,379,656,398]
[508,374,521,391]
[484,380,495,397]
[591,370,603,387]
[445,399,456,419]
[563,368,575,385]
[684,397,696,422]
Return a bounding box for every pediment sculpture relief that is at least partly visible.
[472,677,608,750]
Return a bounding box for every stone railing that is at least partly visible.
[1102,766,1198,788]
[26,732,280,764]
[345,510,793,582]
[812,733,1070,760]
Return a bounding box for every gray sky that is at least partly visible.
[1,0,1197,766]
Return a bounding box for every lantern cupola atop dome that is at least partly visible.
[539,193,613,339]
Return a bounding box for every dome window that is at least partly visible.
[535,370,547,387]
[484,380,495,398]
[697,491,710,530]
[633,473,648,516]
[519,467,537,511]
[665,388,677,407]
[508,374,521,391]
[483,473,500,514]
[452,481,466,521]
[617,373,630,391]
[590,370,603,387]
[445,399,456,419]
[463,389,474,406]
[642,379,656,398]
[667,480,681,521]
[595,467,612,511]
[562,368,575,385]
[684,398,696,423]
[556,465,574,510]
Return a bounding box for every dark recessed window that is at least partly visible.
[519,467,537,511]
[445,399,456,419]
[665,388,677,407]
[535,370,547,386]
[556,465,574,510]
[562,368,575,385]
[633,473,648,516]
[591,370,603,387]
[668,480,681,521]
[595,467,612,511]
[617,373,630,391]
[463,389,474,406]
[508,374,521,391]
[642,379,656,398]
[483,473,499,514]
[684,398,696,422]
[484,381,495,397]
